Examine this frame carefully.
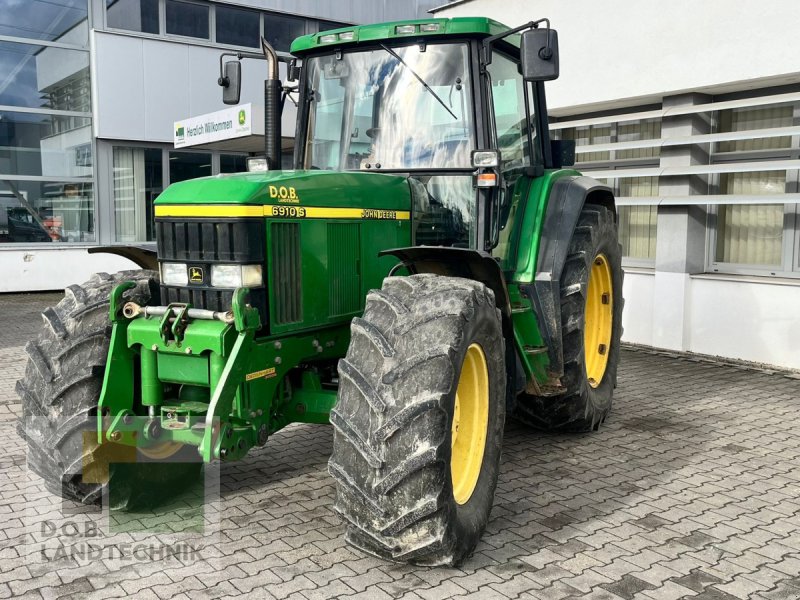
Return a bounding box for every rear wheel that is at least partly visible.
[515,204,623,432]
[329,274,506,566]
[16,270,201,509]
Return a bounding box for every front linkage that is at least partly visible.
[98,281,349,463]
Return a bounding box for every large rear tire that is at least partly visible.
[329,274,506,566]
[515,204,624,432]
[16,271,200,509]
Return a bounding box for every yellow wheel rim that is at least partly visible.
[451,343,489,505]
[584,253,614,388]
[138,441,183,460]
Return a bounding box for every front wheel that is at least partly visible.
[329,274,506,566]
[16,271,201,509]
[515,203,624,432]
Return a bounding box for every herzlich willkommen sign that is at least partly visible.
[174,104,252,148]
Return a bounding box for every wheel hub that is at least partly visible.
[450,343,489,505]
[584,253,613,388]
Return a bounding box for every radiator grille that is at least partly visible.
[328,223,361,316]
[271,222,302,324]
[156,218,267,325]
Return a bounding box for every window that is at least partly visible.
[263,12,305,52]
[0,112,92,178]
[617,119,661,160]
[554,116,663,263]
[106,0,159,34]
[220,154,247,173]
[559,126,611,163]
[165,0,208,39]
[305,44,474,171]
[317,20,350,32]
[487,53,534,171]
[169,151,211,183]
[714,171,786,266]
[0,0,88,44]
[0,3,93,245]
[216,5,259,48]
[0,180,94,243]
[717,106,793,153]
[0,41,91,110]
[618,206,657,260]
[113,147,162,242]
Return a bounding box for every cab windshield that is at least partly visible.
[304,43,475,171]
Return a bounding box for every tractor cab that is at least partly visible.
[289,18,563,255]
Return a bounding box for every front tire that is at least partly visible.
[16,271,200,509]
[515,204,624,432]
[329,274,506,566]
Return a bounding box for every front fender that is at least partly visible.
[88,244,158,271]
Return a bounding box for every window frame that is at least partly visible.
[705,101,800,279]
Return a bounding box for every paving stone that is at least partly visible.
[599,574,657,600]
[3,295,800,600]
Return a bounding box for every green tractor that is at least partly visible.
[17,17,623,566]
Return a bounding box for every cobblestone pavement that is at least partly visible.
[2,292,800,600]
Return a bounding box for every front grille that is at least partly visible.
[156,218,267,326]
[271,222,302,324]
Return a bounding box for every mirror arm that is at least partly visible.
[481,18,551,66]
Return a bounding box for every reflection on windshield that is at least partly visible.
[305,43,474,171]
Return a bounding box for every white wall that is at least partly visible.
[688,277,800,370]
[620,270,800,370]
[620,270,655,347]
[435,0,800,114]
[0,248,138,293]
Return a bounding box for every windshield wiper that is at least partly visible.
[380,44,458,121]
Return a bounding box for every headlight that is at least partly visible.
[211,264,263,288]
[161,263,188,286]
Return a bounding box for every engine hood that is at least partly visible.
[154,170,412,212]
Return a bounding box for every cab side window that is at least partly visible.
[487,53,535,171]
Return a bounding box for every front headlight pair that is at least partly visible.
[160,263,263,288]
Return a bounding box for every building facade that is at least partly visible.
[0,0,442,291]
[434,0,800,369]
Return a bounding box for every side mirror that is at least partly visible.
[287,58,301,83]
[220,60,241,105]
[520,28,559,81]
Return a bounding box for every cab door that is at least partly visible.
[486,51,540,265]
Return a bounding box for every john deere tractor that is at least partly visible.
[17,17,623,565]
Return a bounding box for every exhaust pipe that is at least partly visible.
[260,37,282,171]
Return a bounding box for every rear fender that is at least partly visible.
[522,176,615,390]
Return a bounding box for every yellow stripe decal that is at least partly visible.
[154,205,263,218]
[155,205,410,220]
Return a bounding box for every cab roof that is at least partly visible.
[289,17,517,55]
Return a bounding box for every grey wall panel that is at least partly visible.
[93,33,147,140]
[143,41,190,141]
[94,31,296,144]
